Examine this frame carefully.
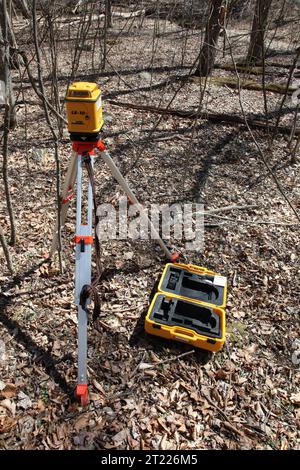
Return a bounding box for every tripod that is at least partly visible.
[51,138,179,405]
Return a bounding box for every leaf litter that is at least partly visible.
[0,8,299,451]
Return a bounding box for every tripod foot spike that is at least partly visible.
[171,252,180,263]
[76,384,88,407]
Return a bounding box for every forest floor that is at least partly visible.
[0,10,300,450]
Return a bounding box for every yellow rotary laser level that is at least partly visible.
[65,82,104,140]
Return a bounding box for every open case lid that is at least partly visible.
[158,263,227,308]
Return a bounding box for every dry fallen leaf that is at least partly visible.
[159,433,168,450]
[215,369,230,380]
[138,362,153,370]
[0,416,17,434]
[236,376,248,385]
[92,379,106,395]
[290,392,300,405]
[112,429,128,446]
[35,399,46,412]
[0,384,17,399]
[18,392,32,410]
[0,399,16,416]
[144,370,157,377]
[74,414,90,432]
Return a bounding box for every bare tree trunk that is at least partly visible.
[14,0,30,18]
[1,0,18,53]
[195,0,224,77]
[45,3,64,136]
[291,135,300,165]
[105,0,112,28]
[1,0,17,78]
[1,0,17,246]
[0,225,13,273]
[0,71,17,128]
[32,0,63,273]
[246,0,272,64]
[0,1,17,128]
[102,0,112,70]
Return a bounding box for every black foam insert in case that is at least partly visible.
[160,265,225,306]
[149,294,221,338]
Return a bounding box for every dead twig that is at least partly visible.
[137,350,195,372]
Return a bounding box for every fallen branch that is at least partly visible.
[222,421,245,438]
[55,9,145,27]
[214,63,290,77]
[192,75,297,95]
[107,99,299,135]
[208,214,298,226]
[154,350,195,367]
[201,388,248,440]
[202,204,259,214]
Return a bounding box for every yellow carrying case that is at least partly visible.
[145,263,227,352]
[145,293,226,352]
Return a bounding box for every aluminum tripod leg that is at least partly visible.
[74,153,93,406]
[99,149,178,261]
[50,150,77,257]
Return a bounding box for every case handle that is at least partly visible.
[173,328,196,342]
[185,264,208,274]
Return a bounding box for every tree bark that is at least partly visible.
[0,0,17,128]
[0,1,18,50]
[0,0,17,246]
[0,225,13,273]
[105,0,112,28]
[195,0,224,77]
[247,0,272,64]
[102,0,112,70]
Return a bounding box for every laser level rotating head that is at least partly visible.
[65,82,104,141]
